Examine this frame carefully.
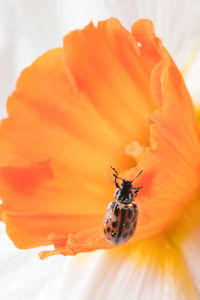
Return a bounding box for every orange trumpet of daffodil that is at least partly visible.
[0,18,200,262]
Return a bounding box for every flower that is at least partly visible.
[1,15,200,299]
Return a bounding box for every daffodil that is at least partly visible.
[1,2,200,300]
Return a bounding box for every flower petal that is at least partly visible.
[0,47,114,252]
[123,20,200,241]
[0,19,154,255]
[0,47,112,213]
[1,211,104,249]
[63,18,157,144]
[1,19,200,257]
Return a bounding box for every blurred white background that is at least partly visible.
[0,0,200,299]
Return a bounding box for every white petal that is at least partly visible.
[185,52,200,105]
[182,228,200,295]
[54,243,199,300]
[0,223,69,300]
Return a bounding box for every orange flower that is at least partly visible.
[0,18,200,264]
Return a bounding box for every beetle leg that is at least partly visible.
[132,186,143,195]
[113,188,119,198]
[132,186,143,190]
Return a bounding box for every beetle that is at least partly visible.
[103,166,143,245]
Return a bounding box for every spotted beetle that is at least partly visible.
[104,167,143,245]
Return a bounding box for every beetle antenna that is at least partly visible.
[111,166,118,176]
[131,170,143,183]
[111,166,124,181]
